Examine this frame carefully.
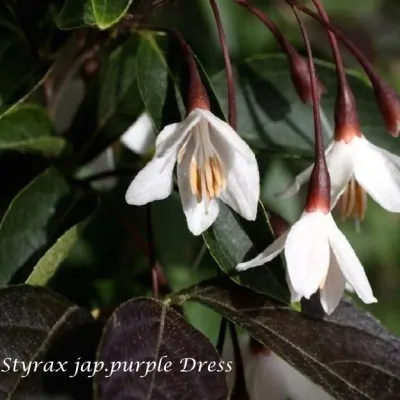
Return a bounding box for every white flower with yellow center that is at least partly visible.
[279,135,400,217]
[125,108,259,235]
[237,210,377,314]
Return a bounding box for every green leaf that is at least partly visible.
[26,220,89,286]
[211,54,400,156]
[69,36,143,162]
[172,277,400,399]
[0,105,70,157]
[0,168,97,285]
[136,31,184,130]
[91,0,133,29]
[0,285,94,397]
[56,0,96,29]
[57,0,133,29]
[203,201,289,304]
[136,32,170,130]
[94,298,229,399]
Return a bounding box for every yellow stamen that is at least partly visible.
[336,176,368,226]
[345,177,356,218]
[189,158,199,197]
[204,160,215,199]
[355,182,367,221]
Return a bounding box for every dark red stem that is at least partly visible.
[210,0,237,129]
[292,6,330,212]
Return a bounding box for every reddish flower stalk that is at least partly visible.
[233,0,325,103]
[209,0,237,129]
[311,0,361,142]
[288,0,400,136]
[173,30,210,112]
[291,6,330,213]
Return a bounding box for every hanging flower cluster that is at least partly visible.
[124,0,400,318]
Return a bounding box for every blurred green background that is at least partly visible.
[52,0,400,342]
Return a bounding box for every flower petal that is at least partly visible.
[319,250,346,314]
[120,112,156,155]
[285,270,302,303]
[219,150,259,221]
[155,111,200,158]
[125,156,176,205]
[236,232,288,271]
[353,137,400,212]
[125,115,200,206]
[196,109,255,160]
[177,139,219,235]
[326,214,377,304]
[326,141,355,207]
[195,109,260,220]
[285,212,330,299]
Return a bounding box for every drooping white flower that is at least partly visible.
[224,334,333,400]
[125,108,260,235]
[237,210,377,314]
[279,135,400,215]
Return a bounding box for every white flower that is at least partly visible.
[279,135,400,213]
[237,211,377,314]
[224,334,333,400]
[120,112,156,155]
[125,108,260,235]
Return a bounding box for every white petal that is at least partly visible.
[285,269,302,303]
[271,353,333,400]
[353,136,400,212]
[155,112,200,158]
[196,109,255,160]
[363,137,400,168]
[177,139,219,235]
[219,150,259,221]
[326,214,377,304]
[319,250,346,314]
[120,112,156,155]
[285,212,330,299]
[236,232,288,271]
[125,156,175,205]
[125,115,199,205]
[195,109,260,220]
[325,140,355,207]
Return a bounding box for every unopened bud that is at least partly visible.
[373,81,400,137]
[334,83,362,142]
[289,50,326,104]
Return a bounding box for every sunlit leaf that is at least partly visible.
[91,0,133,29]
[0,105,70,158]
[26,219,90,286]
[0,168,97,285]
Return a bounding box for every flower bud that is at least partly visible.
[373,81,400,137]
[289,50,326,104]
